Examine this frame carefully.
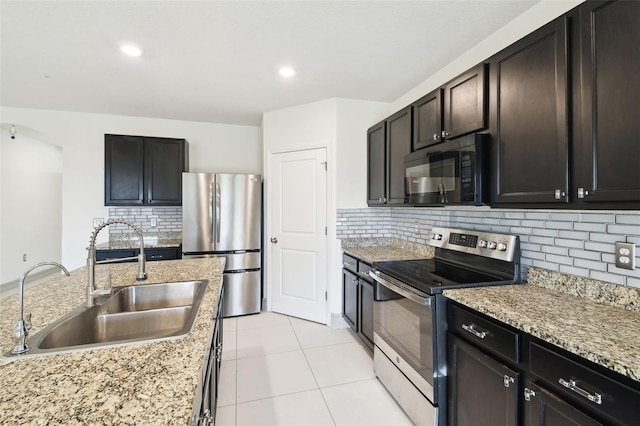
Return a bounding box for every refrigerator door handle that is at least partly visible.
[209,180,214,244]
[215,180,221,243]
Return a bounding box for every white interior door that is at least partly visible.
[269,148,327,323]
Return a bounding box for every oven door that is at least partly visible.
[371,271,436,403]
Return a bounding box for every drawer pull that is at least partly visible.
[343,261,355,267]
[558,378,602,405]
[462,323,487,339]
[359,271,370,277]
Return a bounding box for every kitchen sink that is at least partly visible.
[4,280,208,358]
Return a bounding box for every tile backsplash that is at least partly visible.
[108,207,182,237]
[337,207,640,288]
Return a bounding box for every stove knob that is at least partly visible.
[478,240,488,248]
[431,233,443,241]
[487,241,497,250]
[497,242,507,251]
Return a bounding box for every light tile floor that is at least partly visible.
[216,311,413,426]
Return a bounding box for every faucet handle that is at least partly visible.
[25,312,32,330]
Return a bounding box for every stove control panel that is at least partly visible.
[428,227,519,262]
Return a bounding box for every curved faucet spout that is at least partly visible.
[12,262,70,355]
[86,219,147,308]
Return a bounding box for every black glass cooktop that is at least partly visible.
[373,258,507,294]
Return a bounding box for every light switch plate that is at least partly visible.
[615,242,636,270]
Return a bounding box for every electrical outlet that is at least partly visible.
[93,217,104,228]
[150,217,158,227]
[615,242,636,270]
[23,253,27,262]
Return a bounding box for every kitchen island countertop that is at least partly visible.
[0,257,223,425]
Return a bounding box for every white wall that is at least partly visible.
[390,0,584,113]
[0,107,262,273]
[262,98,390,324]
[1,127,63,284]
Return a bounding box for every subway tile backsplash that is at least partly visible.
[108,207,182,237]
[337,207,640,288]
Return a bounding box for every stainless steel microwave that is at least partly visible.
[404,133,490,206]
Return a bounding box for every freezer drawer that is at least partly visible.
[182,252,261,271]
[223,270,261,317]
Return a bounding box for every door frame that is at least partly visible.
[265,143,331,325]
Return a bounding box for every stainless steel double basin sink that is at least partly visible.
[5,280,208,358]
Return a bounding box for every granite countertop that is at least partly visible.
[444,283,640,383]
[0,258,224,425]
[95,238,182,250]
[341,237,434,264]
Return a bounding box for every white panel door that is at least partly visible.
[270,148,327,323]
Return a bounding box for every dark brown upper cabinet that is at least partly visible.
[489,16,569,205]
[443,63,488,141]
[412,88,443,150]
[412,65,487,152]
[367,106,412,206]
[575,0,640,205]
[105,134,188,206]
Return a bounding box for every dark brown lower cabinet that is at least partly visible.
[524,382,603,426]
[358,276,374,347]
[448,334,519,426]
[342,268,358,331]
[341,253,374,350]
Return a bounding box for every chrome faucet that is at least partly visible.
[86,219,147,308]
[12,262,70,355]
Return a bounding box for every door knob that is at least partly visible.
[270,237,278,243]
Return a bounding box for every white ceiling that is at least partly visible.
[1,1,538,126]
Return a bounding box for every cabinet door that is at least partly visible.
[448,334,519,426]
[144,137,186,205]
[367,121,387,205]
[525,382,603,426]
[412,88,443,150]
[385,106,412,204]
[358,278,374,349]
[490,17,569,204]
[443,63,487,140]
[577,0,640,204]
[342,269,358,331]
[105,135,144,205]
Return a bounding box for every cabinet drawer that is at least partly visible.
[95,249,137,262]
[342,254,357,273]
[529,341,640,425]
[448,304,520,364]
[357,261,373,282]
[145,247,180,261]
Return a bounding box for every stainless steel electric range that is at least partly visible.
[370,227,521,426]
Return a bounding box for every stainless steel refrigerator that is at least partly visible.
[182,172,262,317]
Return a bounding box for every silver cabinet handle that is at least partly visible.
[558,378,602,405]
[503,375,515,388]
[270,237,278,243]
[524,388,536,401]
[343,261,355,267]
[462,323,487,339]
[359,271,370,278]
[433,133,439,141]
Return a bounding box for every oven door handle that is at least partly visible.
[370,271,432,306]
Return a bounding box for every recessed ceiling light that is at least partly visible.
[279,67,296,78]
[121,44,143,57]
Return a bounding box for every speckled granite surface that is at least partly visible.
[0,258,223,425]
[528,266,640,313]
[95,238,182,250]
[341,237,433,263]
[444,282,640,383]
